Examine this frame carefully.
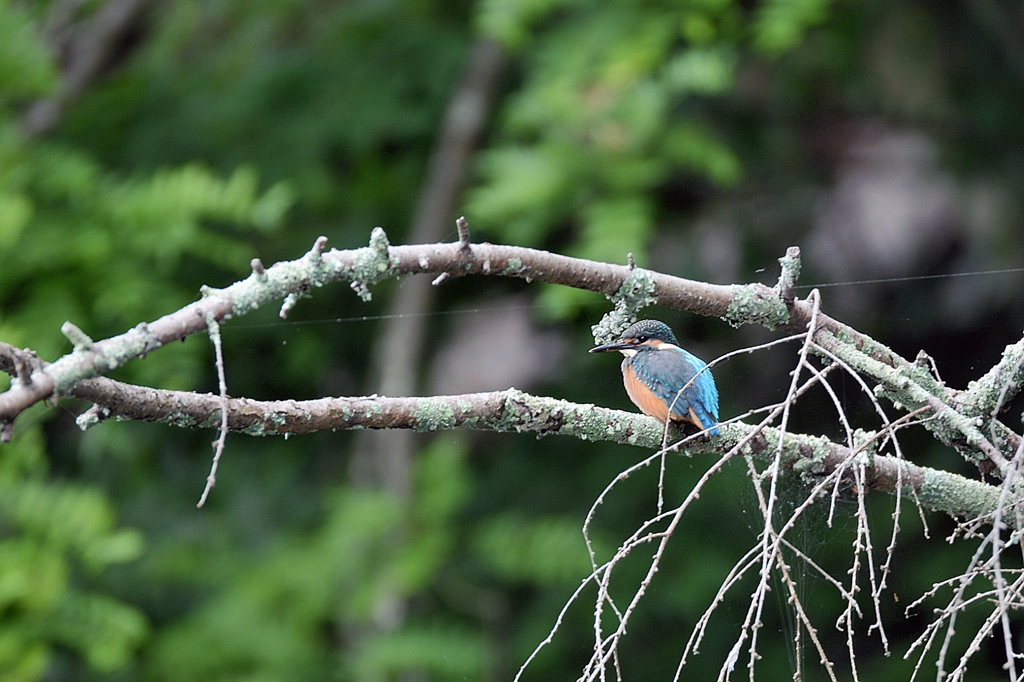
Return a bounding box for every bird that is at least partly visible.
[590,319,719,435]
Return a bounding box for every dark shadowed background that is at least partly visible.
[2,0,1023,680]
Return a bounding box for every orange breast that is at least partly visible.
[623,364,670,423]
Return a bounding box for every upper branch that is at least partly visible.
[0,229,1020,469]
[0,231,739,431]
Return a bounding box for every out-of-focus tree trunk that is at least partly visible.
[22,0,152,137]
[347,37,506,660]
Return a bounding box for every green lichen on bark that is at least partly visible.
[345,227,399,301]
[723,284,789,330]
[237,410,292,436]
[959,337,1024,418]
[590,266,658,344]
[917,467,1006,520]
[501,257,524,276]
[818,329,1003,467]
[414,399,458,431]
[776,248,801,295]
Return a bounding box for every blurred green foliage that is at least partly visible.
[0,0,55,105]
[470,0,750,255]
[1,0,1023,680]
[468,0,826,314]
[0,433,147,681]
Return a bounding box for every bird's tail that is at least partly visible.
[689,405,720,436]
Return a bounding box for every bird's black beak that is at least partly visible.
[589,340,636,353]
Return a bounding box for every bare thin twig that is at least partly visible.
[456,215,471,252]
[197,314,229,508]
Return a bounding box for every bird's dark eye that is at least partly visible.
[636,335,647,342]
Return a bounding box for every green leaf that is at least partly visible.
[46,592,149,672]
[662,122,742,185]
[467,144,578,244]
[349,624,484,681]
[663,46,737,95]
[576,194,654,264]
[477,0,573,48]
[0,0,57,102]
[0,191,31,247]
[753,0,832,57]
[474,514,591,584]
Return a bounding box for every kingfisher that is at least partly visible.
[590,319,719,435]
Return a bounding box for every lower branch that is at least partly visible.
[50,363,1013,529]
[0,232,1018,473]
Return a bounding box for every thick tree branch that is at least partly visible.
[17,360,1006,528]
[1,231,1021,479]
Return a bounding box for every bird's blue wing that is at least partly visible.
[633,348,719,434]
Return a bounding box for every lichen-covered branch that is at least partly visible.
[59,369,1014,527]
[0,232,386,432]
[59,371,654,442]
[0,232,879,426]
[814,330,1012,473]
[0,229,1021,478]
